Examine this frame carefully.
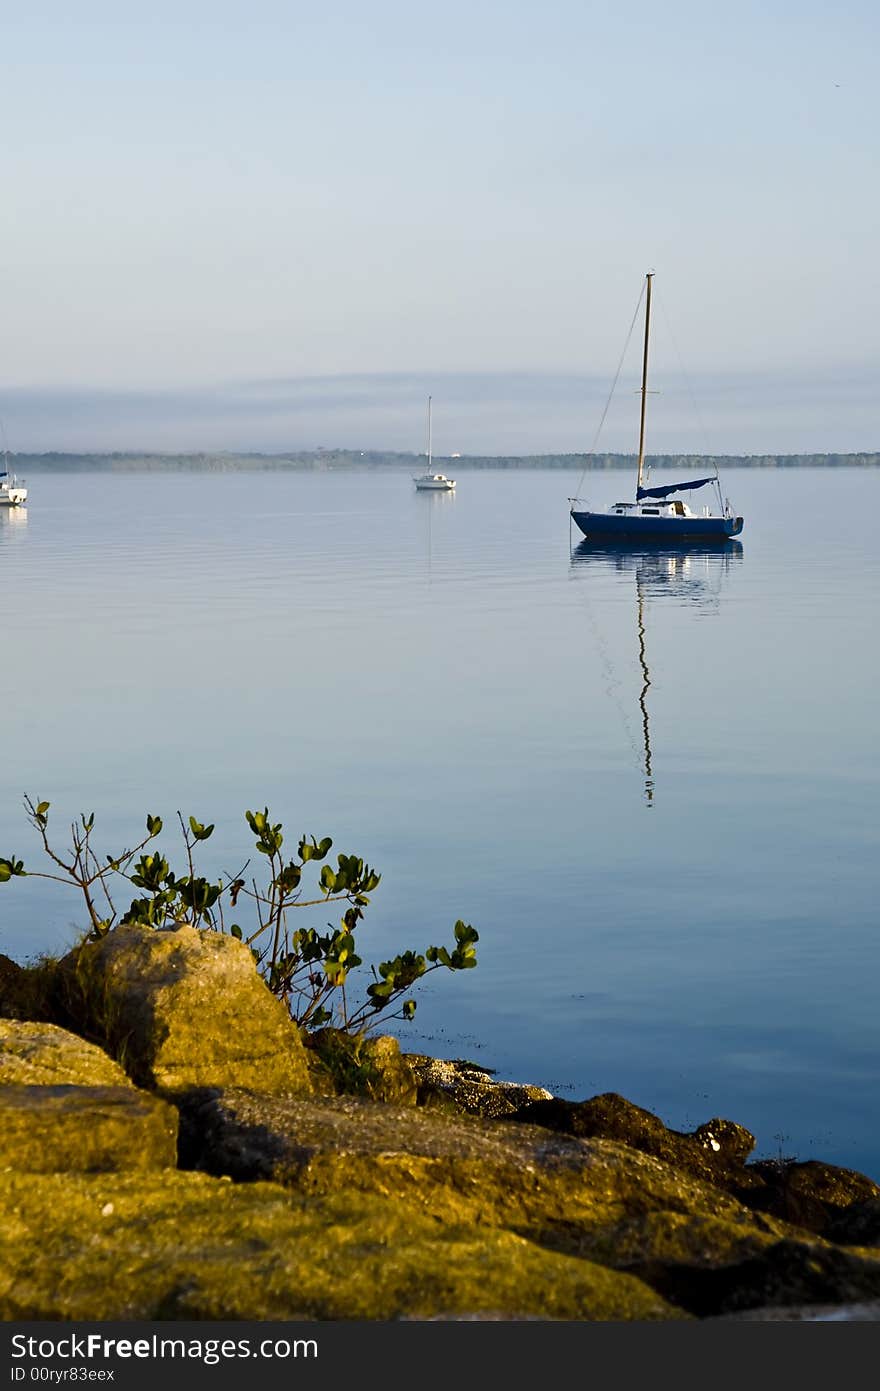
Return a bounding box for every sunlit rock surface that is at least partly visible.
[0,1170,681,1322]
[57,925,313,1097]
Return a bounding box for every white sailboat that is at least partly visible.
[413,396,456,491]
[0,449,26,508]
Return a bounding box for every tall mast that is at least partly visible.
[636,272,653,497]
[427,395,433,472]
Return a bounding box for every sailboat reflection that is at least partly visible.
[419,486,455,585]
[570,538,743,804]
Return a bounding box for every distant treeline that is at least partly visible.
[8,450,880,472]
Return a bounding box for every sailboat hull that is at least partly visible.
[571,510,743,540]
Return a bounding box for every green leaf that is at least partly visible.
[230,924,243,940]
[276,862,302,894]
[367,980,394,1001]
[35,801,50,817]
[146,814,163,837]
[130,853,170,892]
[299,834,332,863]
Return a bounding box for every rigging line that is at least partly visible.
[571,279,646,502]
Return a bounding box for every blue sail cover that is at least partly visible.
[637,476,715,500]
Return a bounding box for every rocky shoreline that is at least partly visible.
[1,925,879,1322]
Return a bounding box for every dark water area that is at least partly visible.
[1,465,877,1178]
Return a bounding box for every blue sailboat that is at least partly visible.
[570,273,743,541]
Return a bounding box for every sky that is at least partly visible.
[1,0,878,454]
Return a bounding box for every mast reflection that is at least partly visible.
[636,579,653,805]
[570,538,743,805]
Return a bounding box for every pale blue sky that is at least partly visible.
[1,0,877,452]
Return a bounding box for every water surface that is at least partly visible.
[1,465,877,1176]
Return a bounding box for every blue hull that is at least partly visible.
[571,510,743,540]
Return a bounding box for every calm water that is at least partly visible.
[2,465,878,1178]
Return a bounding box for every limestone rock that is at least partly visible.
[0,1020,130,1087]
[180,1089,880,1317]
[405,1054,553,1118]
[745,1160,880,1235]
[507,1091,777,1218]
[361,1034,418,1104]
[0,1084,178,1172]
[668,1238,880,1319]
[508,1092,759,1189]
[507,1093,880,1245]
[0,1170,682,1321]
[58,925,313,1097]
[691,1117,756,1165]
[183,1088,773,1237]
[0,1020,177,1173]
[828,1199,880,1248]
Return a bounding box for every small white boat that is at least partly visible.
[0,456,26,508]
[414,472,456,491]
[413,397,455,491]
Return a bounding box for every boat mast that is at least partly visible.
[426,395,433,473]
[636,272,653,498]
